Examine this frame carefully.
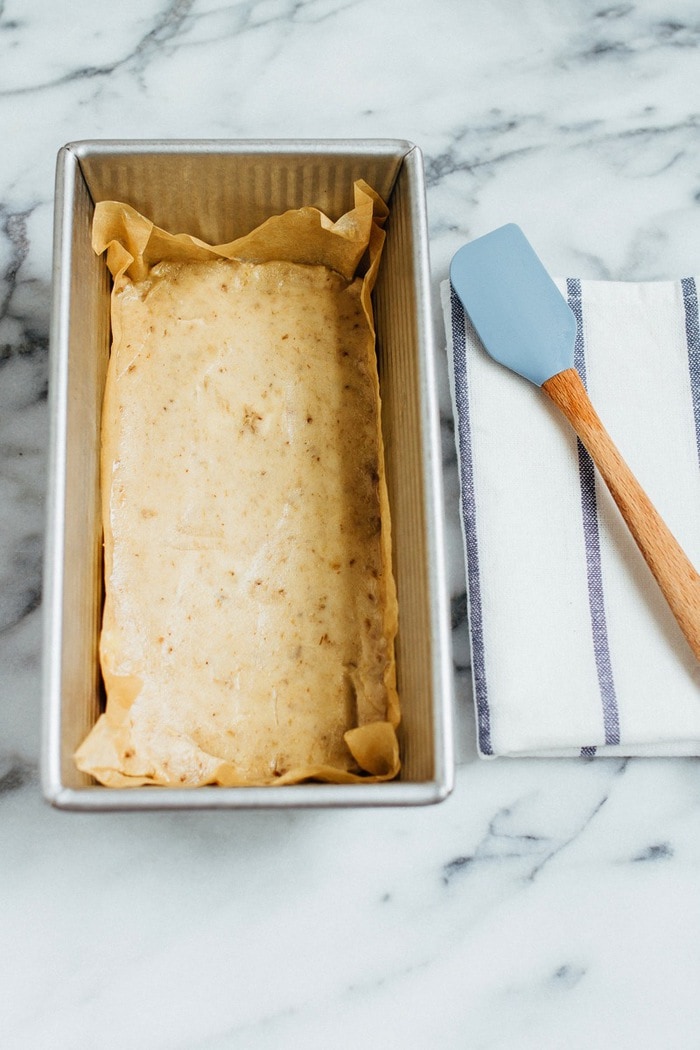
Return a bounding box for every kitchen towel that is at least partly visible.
[442,275,700,757]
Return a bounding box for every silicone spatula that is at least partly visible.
[450,223,700,661]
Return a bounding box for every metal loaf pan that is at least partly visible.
[42,139,454,809]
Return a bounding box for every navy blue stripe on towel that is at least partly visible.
[450,284,492,756]
[566,279,620,751]
[681,277,700,469]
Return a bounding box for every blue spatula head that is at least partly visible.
[450,224,577,387]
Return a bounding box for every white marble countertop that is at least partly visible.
[2,1,700,1046]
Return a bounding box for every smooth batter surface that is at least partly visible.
[75,257,399,786]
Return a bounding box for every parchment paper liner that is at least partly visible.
[75,182,400,787]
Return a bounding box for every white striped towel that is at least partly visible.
[442,276,700,757]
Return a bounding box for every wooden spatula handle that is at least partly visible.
[542,367,700,661]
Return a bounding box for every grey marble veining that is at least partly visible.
[2,0,700,1046]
